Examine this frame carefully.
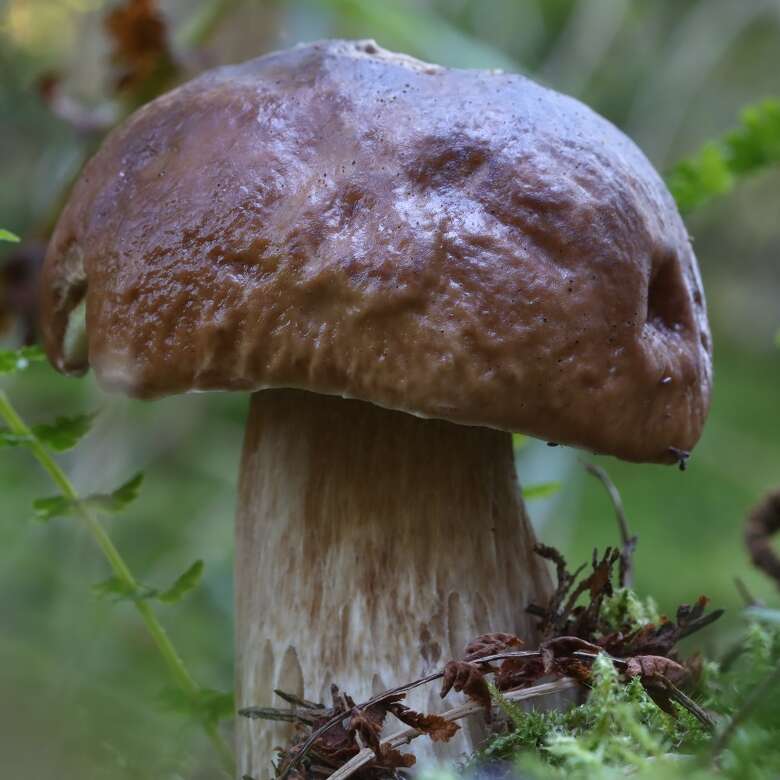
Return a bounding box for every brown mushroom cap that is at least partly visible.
[40,39,711,463]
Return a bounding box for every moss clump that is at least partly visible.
[425,612,780,780]
[600,587,660,630]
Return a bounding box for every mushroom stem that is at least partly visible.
[235,389,552,774]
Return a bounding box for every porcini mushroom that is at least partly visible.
[39,40,712,773]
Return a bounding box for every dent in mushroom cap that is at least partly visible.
[40,39,712,464]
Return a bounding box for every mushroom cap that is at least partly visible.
[40,40,712,463]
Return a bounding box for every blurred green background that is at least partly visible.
[1,1,778,777]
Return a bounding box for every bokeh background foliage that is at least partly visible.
[1,1,779,777]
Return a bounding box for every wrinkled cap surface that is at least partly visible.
[41,39,712,463]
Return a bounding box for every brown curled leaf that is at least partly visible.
[440,660,492,720]
[308,724,356,766]
[496,656,545,691]
[464,632,524,662]
[542,636,602,656]
[348,708,383,757]
[555,658,592,684]
[625,655,688,686]
[378,743,416,769]
[539,636,603,674]
[387,703,460,742]
[309,719,357,766]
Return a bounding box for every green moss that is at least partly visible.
[461,619,780,780]
[600,588,660,629]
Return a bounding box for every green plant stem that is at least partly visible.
[0,389,235,776]
[2,2,245,772]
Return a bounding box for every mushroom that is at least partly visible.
[39,40,712,772]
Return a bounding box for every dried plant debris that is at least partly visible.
[261,684,458,779]
[387,706,459,743]
[463,632,525,662]
[244,544,723,779]
[528,545,621,640]
[522,544,722,727]
[528,544,723,653]
[440,661,494,720]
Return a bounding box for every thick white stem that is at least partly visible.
[235,390,552,777]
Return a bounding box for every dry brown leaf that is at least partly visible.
[308,722,357,767]
[540,636,602,674]
[464,632,524,662]
[556,658,592,683]
[495,656,544,691]
[377,743,416,769]
[388,704,460,742]
[348,709,383,757]
[440,660,492,720]
[625,655,688,685]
